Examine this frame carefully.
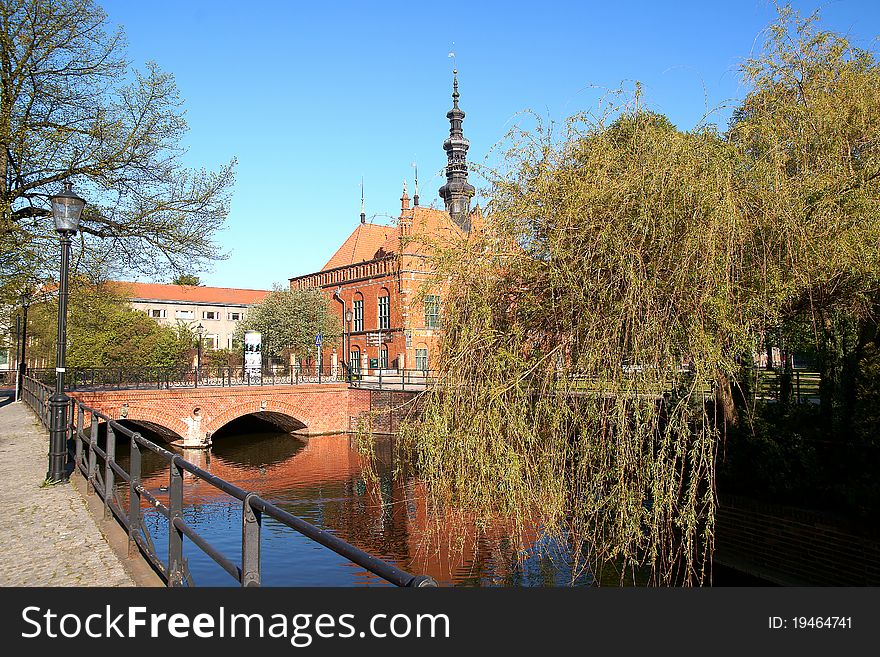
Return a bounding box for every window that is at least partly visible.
[228,312,242,321]
[380,347,388,369]
[349,349,361,374]
[415,348,429,371]
[424,295,440,329]
[353,298,364,332]
[202,310,219,320]
[150,309,166,318]
[378,294,390,329]
[227,334,234,349]
[175,310,194,320]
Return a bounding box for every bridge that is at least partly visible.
[17,372,437,587]
[24,365,429,448]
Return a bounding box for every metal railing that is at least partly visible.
[0,368,16,388]
[26,363,347,391]
[20,374,436,588]
[343,364,437,391]
[25,363,440,393]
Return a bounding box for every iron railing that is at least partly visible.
[25,363,439,392]
[20,374,436,588]
[0,368,16,388]
[344,365,437,391]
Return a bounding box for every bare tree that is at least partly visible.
[0,0,235,294]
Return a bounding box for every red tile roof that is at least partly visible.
[109,281,269,305]
[322,222,398,270]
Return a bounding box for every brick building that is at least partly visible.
[289,71,479,375]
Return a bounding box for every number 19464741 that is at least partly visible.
[769,617,852,630]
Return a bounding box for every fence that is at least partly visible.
[25,363,439,392]
[20,374,436,587]
[0,368,16,388]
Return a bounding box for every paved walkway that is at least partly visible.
[0,392,134,586]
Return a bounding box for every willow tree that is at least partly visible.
[396,7,880,585]
[0,0,236,299]
[729,6,880,437]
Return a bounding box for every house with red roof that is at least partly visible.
[289,71,480,374]
[111,281,269,351]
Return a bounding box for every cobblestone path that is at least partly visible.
[0,392,134,586]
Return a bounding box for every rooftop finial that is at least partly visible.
[401,179,410,212]
[360,177,365,224]
[411,161,419,206]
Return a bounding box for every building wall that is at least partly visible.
[128,299,250,350]
[293,256,442,373]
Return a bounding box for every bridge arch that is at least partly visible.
[206,399,309,438]
[111,406,189,444]
[114,419,184,444]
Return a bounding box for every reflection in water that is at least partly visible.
[113,419,594,587]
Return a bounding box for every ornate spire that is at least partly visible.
[360,177,365,224]
[438,68,475,231]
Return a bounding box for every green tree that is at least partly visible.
[25,280,193,368]
[399,5,880,584]
[0,0,235,298]
[728,5,880,438]
[172,275,203,286]
[235,286,341,363]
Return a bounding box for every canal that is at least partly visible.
[112,416,597,587]
[112,417,763,587]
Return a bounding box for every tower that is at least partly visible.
[438,69,475,231]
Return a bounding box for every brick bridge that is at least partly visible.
[69,384,419,447]
[69,384,377,447]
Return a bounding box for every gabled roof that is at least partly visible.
[314,206,483,274]
[322,222,397,270]
[110,281,269,305]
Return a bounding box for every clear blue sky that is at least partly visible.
[100,0,879,290]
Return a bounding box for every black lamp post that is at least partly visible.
[345,310,353,380]
[196,323,205,383]
[47,182,85,483]
[15,292,30,402]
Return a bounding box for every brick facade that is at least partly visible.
[290,191,464,375]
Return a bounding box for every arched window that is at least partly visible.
[415,344,429,371]
[349,347,361,375]
[353,293,364,332]
[378,288,390,330]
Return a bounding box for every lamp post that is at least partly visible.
[47,182,85,483]
[345,310,353,381]
[15,292,30,402]
[196,323,205,385]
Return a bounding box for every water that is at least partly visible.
[113,419,594,587]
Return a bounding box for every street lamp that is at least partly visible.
[196,323,205,381]
[47,181,85,483]
[15,292,31,402]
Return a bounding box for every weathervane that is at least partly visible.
[411,161,419,206]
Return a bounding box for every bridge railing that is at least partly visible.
[27,362,350,391]
[20,373,437,588]
[26,363,442,392]
[344,365,438,391]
